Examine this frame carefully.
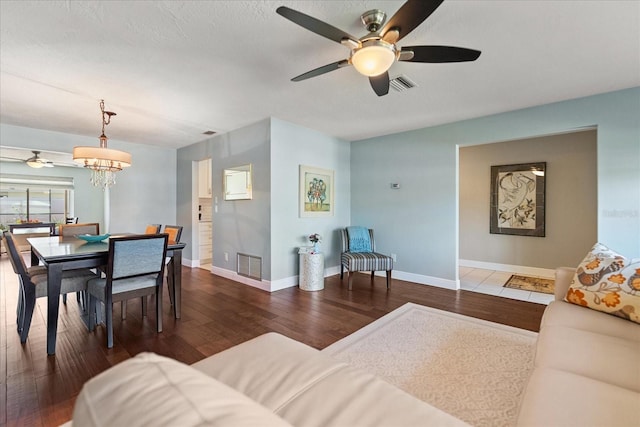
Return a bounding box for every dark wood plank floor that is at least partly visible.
[0,256,545,426]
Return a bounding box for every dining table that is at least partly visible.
[27,234,186,355]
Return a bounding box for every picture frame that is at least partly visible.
[299,165,334,217]
[490,162,546,237]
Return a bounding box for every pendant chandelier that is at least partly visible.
[72,100,131,190]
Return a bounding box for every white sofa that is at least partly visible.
[67,332,468,427]
[66,267,640,427]
[516,267,640,426]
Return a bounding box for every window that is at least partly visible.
[0,174,74,229]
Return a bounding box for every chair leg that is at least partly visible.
[371,271,375,280]
[62,294,67,304]
[88,295,96,332]
[156,290,163,333]
[19,294,36,343]
[141,296,147,316]
[340,264,344,279]
[167,259,175,306]
[348,271,354,291]
[106,303,114,349]
[16,284,25,333]
[386,270,392,289]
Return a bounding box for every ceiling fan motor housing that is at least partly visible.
[361,9,386,32]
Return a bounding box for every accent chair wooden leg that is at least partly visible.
[371,271,375,280]
[386,270,392,289]
[340,264,344,279]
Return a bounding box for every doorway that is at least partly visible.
[196,158,212,270]
[458,129,597,303]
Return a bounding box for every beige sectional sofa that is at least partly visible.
[65,267,639,426]
[516,267,640,426]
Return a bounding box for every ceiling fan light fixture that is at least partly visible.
[26,159,45,168]
[351,41,396,77]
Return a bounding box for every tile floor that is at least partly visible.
[460,266,555,305]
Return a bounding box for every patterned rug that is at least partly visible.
[322,303,537,427]
[504,274,555,295]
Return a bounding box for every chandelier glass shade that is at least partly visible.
[72,100,131,190]
[350,41,396,77]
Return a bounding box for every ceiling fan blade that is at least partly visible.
[400,46,481,63]
[276,6,359,45]
[380,0,444,44]
[369,72,390,97]
[291,60,350,82]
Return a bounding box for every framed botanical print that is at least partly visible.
[490,162,546,237]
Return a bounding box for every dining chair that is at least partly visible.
[3,232,98,343]
[59,222,100,237]
[144,224,161,234]
[340,227,393,291]
[162,225,183,305]
[162,225,183,244]
[87,234,169,348]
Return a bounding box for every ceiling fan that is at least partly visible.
[276,0,481,96]
[0,150,54,168]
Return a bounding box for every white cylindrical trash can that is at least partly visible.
[298,248,324,291]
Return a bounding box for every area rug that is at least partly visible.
[322,303,537,427]
[504,274,555,295]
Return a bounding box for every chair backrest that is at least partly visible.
[3,232,29,277]
[59,223,100,237]
[65,217,79,224]
[144,224,161,234]
[162,225,183,243]
[340,227,376,252]
[106,234,168,282]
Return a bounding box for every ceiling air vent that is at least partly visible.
[202,130,216,135]
[390,75,417,92]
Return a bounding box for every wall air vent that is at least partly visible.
[237,253,262,281]
[389,75,417,92]
[202,130,216,135]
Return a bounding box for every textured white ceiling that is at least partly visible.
[1,1,639,149]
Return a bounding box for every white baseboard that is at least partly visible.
[209,264,460,292]
[370,270,459,290]
[184,258,200,268]
[459,259,555,279]
[211,266,272,292]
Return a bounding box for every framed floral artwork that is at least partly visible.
[299,165,334,217]
[490,162,546,237]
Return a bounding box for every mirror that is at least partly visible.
[224,164,252,200]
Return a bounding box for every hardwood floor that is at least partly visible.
[0,256,545,426]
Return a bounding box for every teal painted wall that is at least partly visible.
[351,87,640,283]
[0,124,177,234]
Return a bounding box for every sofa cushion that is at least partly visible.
[541,300,640,343]
[193,332,468,427]
[565,243,640,324]
[517,368,640,427]
[534,325,640,392]
[73,352,291,427]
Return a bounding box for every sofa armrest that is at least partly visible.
[554,267,576,301]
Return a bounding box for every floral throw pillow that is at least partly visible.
[565,243,640,324]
